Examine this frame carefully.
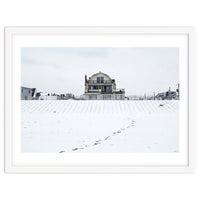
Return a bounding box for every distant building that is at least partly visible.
[84,72,125,100]
[39,92,60,100]
[155,91,179,100]
[21,87,37,100]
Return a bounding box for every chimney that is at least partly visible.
[85,74,87,83]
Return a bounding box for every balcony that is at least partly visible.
[114,89,125,94]
[88,80,114,84]
[87,89,100,93]
[101,90,113,93]
[87,89,113,94]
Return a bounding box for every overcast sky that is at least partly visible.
[21,47,179,96]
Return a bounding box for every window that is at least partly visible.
[103,95,111,100]
[97,76,104,83]
[89,94,97,100]
[103,85,110,92]
[115,95,122,100]
[90,85,98,90]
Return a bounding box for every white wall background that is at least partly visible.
[0,0,199,200]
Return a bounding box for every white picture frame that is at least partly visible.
[4,26,196,173]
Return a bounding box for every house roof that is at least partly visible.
[21,86,36,90]
[89,71,112,80]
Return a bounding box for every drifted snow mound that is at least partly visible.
[21,100,179,153]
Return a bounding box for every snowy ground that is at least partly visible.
[21,100,179,153]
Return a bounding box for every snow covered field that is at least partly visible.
[21,100,179,153]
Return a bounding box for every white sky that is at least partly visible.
[21,47,179,96]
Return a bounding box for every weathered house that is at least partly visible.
[84,72,125,100]
[21,87,37,100]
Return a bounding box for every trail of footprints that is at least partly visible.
[59,119,135,153]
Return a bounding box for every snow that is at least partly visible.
[21,100,179,153]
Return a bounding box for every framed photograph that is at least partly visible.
[4,27,195,173]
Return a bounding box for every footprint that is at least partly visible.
[93,140,102,145]
[59,150,65,153]
[72,148,79,151]
[105,136,110,140]
[117,130,121,133]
